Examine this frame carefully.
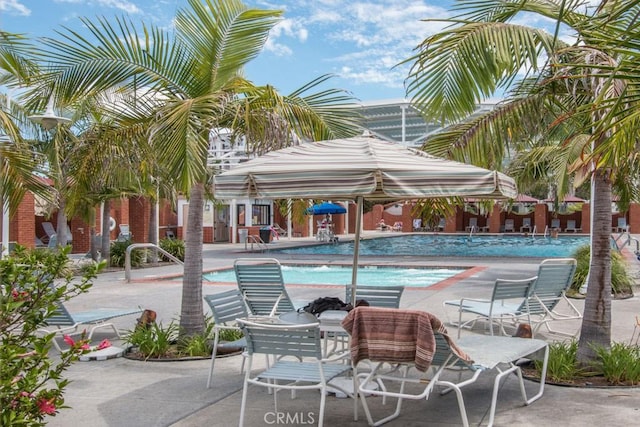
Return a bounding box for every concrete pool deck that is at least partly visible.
[46,234,640,426]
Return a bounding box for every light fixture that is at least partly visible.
[28,97,71,130]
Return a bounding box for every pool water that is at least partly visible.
[202,264,465,288]
[274,234,590,258]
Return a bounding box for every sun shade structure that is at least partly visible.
[214,135,517,297]
[305,202,347,215]
[214,136,516,200]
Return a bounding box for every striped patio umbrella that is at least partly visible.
[214,135,517,295]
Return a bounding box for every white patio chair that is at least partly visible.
[520,217,532,233]
[237,319,354,427]
[444,276,538,337]
[342,307,549,427]
[204,289,249,388]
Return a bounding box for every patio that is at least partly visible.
[45,239,640,426]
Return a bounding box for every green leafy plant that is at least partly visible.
[535,340,586,383]
[593,342,640,385]
[177,316,216,357]
[159,238,185,262]
[109,239,144,268]
[0,245,104,426]
[124,321,180,360]
[570,245,634,296]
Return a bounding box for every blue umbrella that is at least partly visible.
[305,202,347,215]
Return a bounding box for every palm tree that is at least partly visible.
[35,0,360,335]
[404,0,640,363]
[1,32,53,216]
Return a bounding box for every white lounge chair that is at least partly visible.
[503,219,515,232]
[234,258,296,316]
[444,276,538,337]
[565,220,581,233]
[343,307,549,427]
[551,218,561,230]
[345,284,404,308]
[520,217,532,233]
[526,258,581,336]
[39,301,142,351]
[465,217,478,232]
[435,218,446,231]
[614,217,629,232]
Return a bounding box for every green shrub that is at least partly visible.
[535,340,585,383]
[159,238,185,262]
[0,246,104,425]
[109,239,144,268]
[570,245,634,295]
[124,321,180,360]
[593,342,640,385]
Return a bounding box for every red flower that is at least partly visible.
[96,339,112,350]
[37,397,57,415]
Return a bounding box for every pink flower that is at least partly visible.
[37,398,57,415]
[96,339,112,350]
[63,335,75,347]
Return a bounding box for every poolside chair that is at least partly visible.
[520,217,532,233]
[38,301,142,351]
[272,223,287,238]
[41,222,56,243]
[345,284,404,308]
[443,276,538,337]
[614,217,629,232]
[234,258,296,316]
[525,258,581,336]
[465,217,478,232]
[412,218,423,231]
[204,289,249,388]
[117,224,132,241]
[237,318,353,427]
[551,218,561,230]
[435,217,446,231]
[343,307,549,427]
[503,219,515,232]
[564,220,581,233]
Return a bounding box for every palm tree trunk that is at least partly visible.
[56,197,68,247]
[102,199,111,265]
[180,183,205,336]
[148,199,158,264]
[577,167,612,364]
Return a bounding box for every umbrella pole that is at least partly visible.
[350,196,363,303]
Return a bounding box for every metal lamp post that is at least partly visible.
[0,134,10,258]
[29,96,72,247]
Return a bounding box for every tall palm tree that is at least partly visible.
[35,0,360,335]
[404,0,640,363]
[1,32,53,215]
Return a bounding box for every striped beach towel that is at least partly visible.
[341,306,472,372]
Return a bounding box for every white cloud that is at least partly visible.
[0,0,31,16]
[261,1,451,89]
[54,0,141,14]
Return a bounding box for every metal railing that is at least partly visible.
[246,235,269,252]
[125,243,183,283]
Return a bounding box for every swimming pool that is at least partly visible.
[274,234,590,258]
[202,264,466,288]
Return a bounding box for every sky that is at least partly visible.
[0,0,579,103]
[0,0,465,102]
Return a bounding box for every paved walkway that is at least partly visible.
[47,235,640,426]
